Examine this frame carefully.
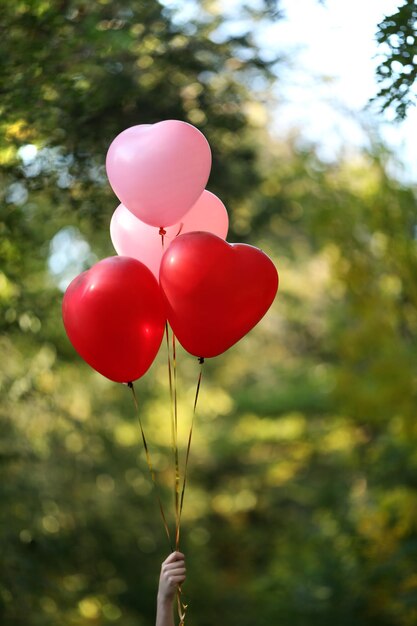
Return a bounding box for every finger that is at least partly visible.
[164,567,186,576]
[162,570,186,583]
[167,575,186,585]
[163,561,185,572]
[163,551,185,565]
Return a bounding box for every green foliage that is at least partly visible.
[0,0,273,213]
[2,2,417,626]
[374,0,417,118]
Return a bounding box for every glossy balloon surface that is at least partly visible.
[62,257,166,382]
[159,232,279,358]
[106,120,211,227]
[110,190,228,279]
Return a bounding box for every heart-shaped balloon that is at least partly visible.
[106,120,212,227]
[159,232,279,358]
[110,190,229,279]
[62,257,166,383]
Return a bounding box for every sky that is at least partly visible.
[161,0,417,181]
[262,0,417,181]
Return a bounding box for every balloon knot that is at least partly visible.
[127,381,133,389]
[159,227,167,236]
[198,357,205,365]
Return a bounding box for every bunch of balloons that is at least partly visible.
[62,120,279,383]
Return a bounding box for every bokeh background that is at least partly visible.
[1,1,417,625]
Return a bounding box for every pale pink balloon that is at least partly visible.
[177,190,228,241]
[110,190,229,279]
[106,120,212,228]
[110,206,177,279]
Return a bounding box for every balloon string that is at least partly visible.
[172,332,181,551]
[177,587,188,626]
[174,358,204,626]
[165,323,175,428]
[161,233,181,553]
[128,382,173,551]
[160,221,183,621]
[164,324,180,546]
[175,222,184,238]
[164,325,187,625]
[177,357,204,545]
[159,227,166,248]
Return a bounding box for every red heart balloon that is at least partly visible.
[62,257,166,383]
[159,232,279,358]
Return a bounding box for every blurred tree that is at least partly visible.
[0,0,280,356]
[0,0,277,206]
[212,141,417,626]
[2,1,417,626]
[0,1,279,625]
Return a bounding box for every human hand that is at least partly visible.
[157,551,186,604]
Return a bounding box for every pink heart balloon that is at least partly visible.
[110,190,229,279]
[106,120,212,227]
